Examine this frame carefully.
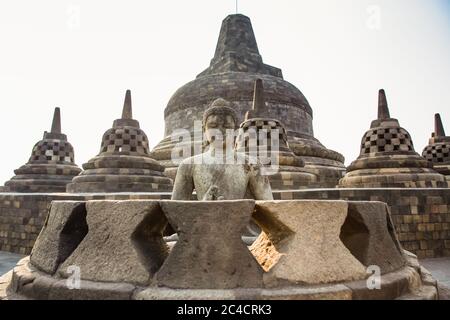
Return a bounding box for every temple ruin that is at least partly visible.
[0,13,449,300]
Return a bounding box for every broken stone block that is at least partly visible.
[30,201,88,274]
[340,202,406,274]
[58,200,168,286]
[251,200,367,286]
[156,200,264,289]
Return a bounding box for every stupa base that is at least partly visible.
[0,253,439,300]
[339,170,448,188]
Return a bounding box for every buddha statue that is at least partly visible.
[171,98,274,201]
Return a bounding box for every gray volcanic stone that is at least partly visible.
[251,200,367,286]
[4,108,82,193]
[171,99,273,201]
[156,200,264,289]
[236,79,317,190]
[150,14,345,187]
[340,202,406,274]
[339,90,446,188]
[30,201,87,275]
[66,90,173,193]
[345,266,420,300]
[58,200,169,286]
[422,113,450,181]
[47,279,136,300]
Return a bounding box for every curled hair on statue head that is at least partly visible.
[202,98,238,129]
[202,98,238,148]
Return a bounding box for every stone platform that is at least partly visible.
[0,253,448,300]
[0,199,441,300]
[0,255,439,300]
[421,257,450,297]
[0,251,24,276]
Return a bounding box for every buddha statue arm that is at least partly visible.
[248,166,274,200]
[171,162,195,200]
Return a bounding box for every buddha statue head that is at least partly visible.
[202,98,239,149]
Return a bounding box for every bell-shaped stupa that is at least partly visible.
[236,79,317,189]
[422,113,450,182]
[150,14,345,188]
[66,90,173,193]
[4,108,81,193]
[339,90,447,188]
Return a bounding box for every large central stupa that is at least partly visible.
[151,14,345,188]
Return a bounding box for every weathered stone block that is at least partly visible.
[58,200,168,286]
[251,200,367,286]
[47,279,136,300]
[346,266,418,300]
[340,202,406,274]
[30,201,88,274]
[156,200,263,289]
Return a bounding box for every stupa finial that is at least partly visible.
[378,89,390,120]
[122,90,132,119]
[434,113,446,137]
[244,79,269,120]
[51,107,62,134]
[252,79,266,113]
[213,14,260,62]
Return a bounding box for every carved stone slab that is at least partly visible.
[30,201,87,275]
[251,200,367,286]
[58,200,168,286]
[341,202,406,274]
[156,200,264,289]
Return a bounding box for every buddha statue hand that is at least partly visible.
[202,185,225,201]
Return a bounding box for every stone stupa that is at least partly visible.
[150,14,345,188]
[4,108,81,193]
[0,92,440,301]
[236,79,317,190]
[66,90,173,193]
[339,90,447,188]
[422,114,450,182]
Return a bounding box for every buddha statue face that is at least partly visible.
[202,99,238,150]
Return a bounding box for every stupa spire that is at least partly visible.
[245,79,270,120]
[113,90,139,128]
[197,14,282,78]
[252,79,266,113]
[212,14,260,62]
[434,113,446,137]
[51,107,62,134]
[378,89,390,120]
[122,90,132,120]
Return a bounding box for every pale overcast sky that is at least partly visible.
[0,0,449,185]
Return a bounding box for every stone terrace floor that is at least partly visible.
[0,251,24,276]
[0,251,449,298]
[0,251,24,277]
[421,257,450,289]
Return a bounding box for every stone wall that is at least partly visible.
[1,188,449,258]
[0,193,171,255]
[273,188,450,259]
